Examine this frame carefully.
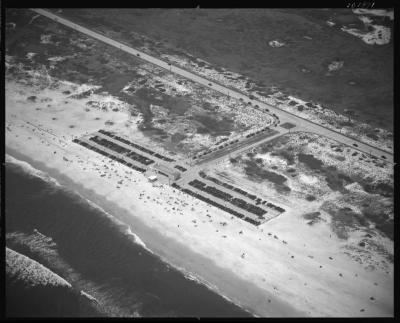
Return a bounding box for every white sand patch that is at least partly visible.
[353,9,394,20]
[5,55,18,70]
[26,52,37,60]
[328,60,344,72]
[152,74,193,95]
[69,38,92,50]
[71,82,102,95]
[268,40,286,47]
[359,15,373,24]
[40,34,53,44]
[341,25,391,45]
[298,173,319,185]
[5,55,14,64]
[286,95,312,107]
[341,15,391,45]
[254,152,287,167]
[7,22,16,29]
[345,182,366,193]
[48,56,68,62]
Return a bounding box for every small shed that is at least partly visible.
[152,163,181,181]
[148,175,158,182]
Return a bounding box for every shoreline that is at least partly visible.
[6,147,305,317]
[5,74,393,317]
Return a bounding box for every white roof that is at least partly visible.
[148,175,157,180]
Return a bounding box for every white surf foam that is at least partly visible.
[155,253,255,317]
[125,225,152,252]
[6,153,61,187]
[80,290,100,304]
[6,155,252,315]
[72,191,155,254]
[6,247,72,288]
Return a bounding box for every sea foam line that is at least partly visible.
[153,253,256,317]
[6,154,253,316]
[80,290,100,305]
[6,153,154,254]
[6,247,72,288]
[6,153,61,187]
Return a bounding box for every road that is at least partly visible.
[31,8,394,164]
[193,129,285,167]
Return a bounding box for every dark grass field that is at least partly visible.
[326,204,393,241]
[5,9,144,87]
[194,114,234,137]
[241,156,291,193]
[302,211,322,225]
[52,8,393,131]
[297,152,393,239]
[254,134,393,240]
[5,9,243,155]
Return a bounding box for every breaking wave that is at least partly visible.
[6,247,71,288]
[5,153,252,317]
[6,154,61,187]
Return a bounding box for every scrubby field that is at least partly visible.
[6,9,273,160]
[205,131,393,273]
[52,8,393,132]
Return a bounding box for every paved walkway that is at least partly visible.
[31,9,394,164]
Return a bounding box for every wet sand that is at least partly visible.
[6,147,305,317]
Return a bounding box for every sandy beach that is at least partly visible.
[5,15,393,314]
[5,147,304,317]
[5,78,393,316]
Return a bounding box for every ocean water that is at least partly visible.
[5,158,252,317]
